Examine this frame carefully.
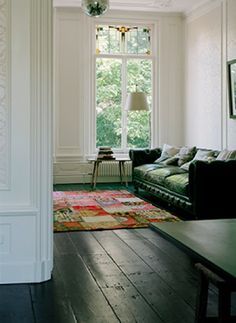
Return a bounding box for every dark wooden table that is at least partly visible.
[151,219,236,322]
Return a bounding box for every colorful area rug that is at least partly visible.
[53,190,180,232]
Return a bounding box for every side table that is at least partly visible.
[88,158,130,189]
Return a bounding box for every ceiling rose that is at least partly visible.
[151,0,172,8]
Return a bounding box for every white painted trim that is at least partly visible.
[53,174,132,184]
[53,1,182,16]
[54,155,85,162]
[0,208,39,216]
[53,0,215,17]
[30,0,53,283]
[0,259,52,284]
[152,19,159,148]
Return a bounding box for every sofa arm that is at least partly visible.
[189,159,236,219]
[129,148,161,168]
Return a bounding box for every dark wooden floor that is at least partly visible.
[1,183,235,323]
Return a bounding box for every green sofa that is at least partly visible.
[129,147,236,219]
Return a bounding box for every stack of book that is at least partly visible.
[97,147,115,160]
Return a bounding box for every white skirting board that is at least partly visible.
[53,161,132,184]
[0,260,52,284]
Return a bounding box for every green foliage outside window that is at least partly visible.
[96,24,153,149]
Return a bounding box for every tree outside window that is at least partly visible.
[96,25,153,150]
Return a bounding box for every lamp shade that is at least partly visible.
[125,92,149,111]
[81,0,109,17]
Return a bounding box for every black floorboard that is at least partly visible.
[0,183,235,322]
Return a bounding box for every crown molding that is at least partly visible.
[185,0,222,22]
[53,0,213,14]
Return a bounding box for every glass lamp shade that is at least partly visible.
[125,92,149,111]
[81,0,109,17]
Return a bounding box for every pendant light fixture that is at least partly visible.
[81,0,109,17]
[125,85,149,111]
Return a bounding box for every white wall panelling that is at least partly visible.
[158,16,184,146]
[184,4,222,149]
[53,9,184,183]
[54,8,84,159]
[0,0,10,190]
[0,0,52,284]
[184,0,236,150]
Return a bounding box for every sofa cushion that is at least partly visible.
[175,146,197,166]
[180,149,216,171]
[145,166,186,186]
[133,164,165,180]
[155,144,180,163]
[161,156,179,166]
[216,149,236,160]
[164,173,189,197]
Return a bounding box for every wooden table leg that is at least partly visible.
[93,160,100,189]
[91,160,100,189]
[91,161,96,188]
[195,263,236,323]
[195,265,209,323]
[119,161,123,184]
[218,285,231,322]
[121,161,128,187]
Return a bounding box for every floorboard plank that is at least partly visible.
[0,284,35,323]
[69,231,163,322]
[68,231,106,256]
[54,233,77,255]
[135,228,195,268]
[54,253,119,323]
[115,229,222,317]
[82,253,163,323]
[30,266,77,323]
[116,230,198,298]
[92,230,195,323]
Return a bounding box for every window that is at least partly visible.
[95,24,153,150]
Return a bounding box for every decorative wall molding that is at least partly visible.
[0,0,53,284]
[0,207,38,216]
[30,0,53,282]
[0,223,10,254]
[0,0,10,190]
[54,10,84,159]
[53,0,212,15]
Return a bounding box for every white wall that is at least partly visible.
[0,0,52,283]
[184,0,236,149]
[227,0,236,148]
[53,8,185,183]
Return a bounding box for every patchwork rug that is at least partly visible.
[53,190,180,232]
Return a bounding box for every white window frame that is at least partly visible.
[90,19,158,157]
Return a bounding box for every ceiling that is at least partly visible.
[53,0,216,15]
